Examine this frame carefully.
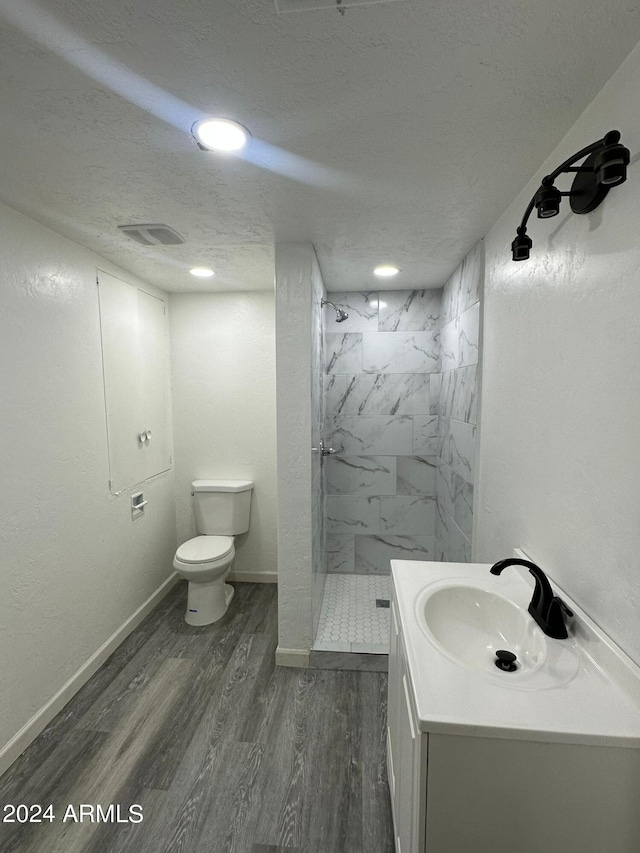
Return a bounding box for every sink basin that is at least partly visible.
[414,577,581,688]
[420,582,547,673]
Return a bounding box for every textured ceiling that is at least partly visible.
[1,0,640,292]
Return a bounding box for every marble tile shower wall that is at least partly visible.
[435,241,483,562]
[323,290,442,574]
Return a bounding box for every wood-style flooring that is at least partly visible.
[0,581,394,853]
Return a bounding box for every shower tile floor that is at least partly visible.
[313,573,390,654]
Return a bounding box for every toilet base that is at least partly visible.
[185,580,235,626]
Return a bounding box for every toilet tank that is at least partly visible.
[192,479,253,535]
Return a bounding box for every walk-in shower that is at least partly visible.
[313,244,482,663]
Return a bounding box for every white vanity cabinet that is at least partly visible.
[97,270,172,493]
[387,560,640,853]
[387,596,427,853]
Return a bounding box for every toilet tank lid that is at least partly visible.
[192,479,254,493]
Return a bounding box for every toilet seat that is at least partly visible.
[175,535,234,564]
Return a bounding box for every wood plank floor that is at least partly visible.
[0,582,395,853]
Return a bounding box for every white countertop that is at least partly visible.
[391,559,640,747]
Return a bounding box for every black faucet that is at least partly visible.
[489,558,573,639]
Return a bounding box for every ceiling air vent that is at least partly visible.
[275,0,405,12]
[117,224,185,246]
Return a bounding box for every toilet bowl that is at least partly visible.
[173,535,236,626]
[173,479,253,626]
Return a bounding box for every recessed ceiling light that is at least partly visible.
[192,118,250,152]
[189,267,215,278]
[374,265,399,278]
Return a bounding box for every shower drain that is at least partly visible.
[375,599,390,608]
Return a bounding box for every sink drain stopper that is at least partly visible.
[495,650,518,672]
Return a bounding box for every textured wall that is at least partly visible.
[323,290,442,574]
[275,244,315,659]
[0,201,176,754]
[435,242,483,562]
[310,256,327,637]
[475,42,640,665]
[169,292,277,578]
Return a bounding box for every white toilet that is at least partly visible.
[173,479,253,626]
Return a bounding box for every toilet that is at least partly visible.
[173,479,253,626]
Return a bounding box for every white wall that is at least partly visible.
[475,42,640,664]
[274,244,317,663]
[310,255,327,637]
[0,201,177,764]
[169,292,277,579]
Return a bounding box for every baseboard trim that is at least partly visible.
[275,646,310,668]
[0,572,180,778]
[228,570,278,584]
